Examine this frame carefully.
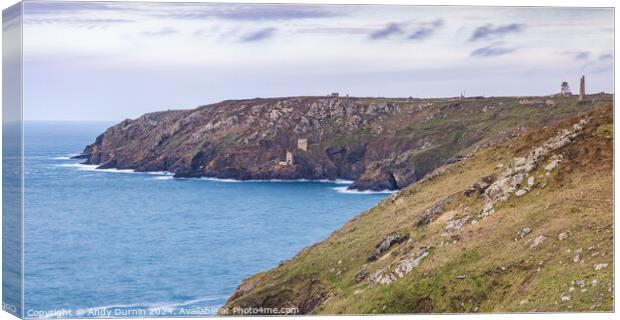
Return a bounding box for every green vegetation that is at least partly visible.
[223,105,613,314]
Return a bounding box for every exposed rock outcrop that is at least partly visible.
[368,232,410,262]
[222,104,614,314]
[368,247,430,286]
[76,95,602,191]
[479,117,590,219]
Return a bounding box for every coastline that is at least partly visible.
[57,158,388,190]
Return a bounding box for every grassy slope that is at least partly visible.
[297,95,611,189]
[223,104,613,314]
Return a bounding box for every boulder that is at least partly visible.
[515,189,527,197]
[443,215,472,233]
[545,160,559,172]
[518,227,532,239]
[511,173,526,188]
[530,235,547,249]
[544,154,563,172]
[394,248,429,278]
[354,266,369,283]
[512,157,527,167]
[415,196,454,227]
[367,232,410,261]
[481,201,495,217]
[527,176,535,187]
[368,268,396,285]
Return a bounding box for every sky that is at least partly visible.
[7,1,615,120]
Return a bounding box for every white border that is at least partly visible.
[0,1,616,320]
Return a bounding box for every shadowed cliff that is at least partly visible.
[77,94,611,191]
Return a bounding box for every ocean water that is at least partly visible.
[22,122,388,318]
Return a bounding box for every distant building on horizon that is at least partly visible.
[579,76,586,102]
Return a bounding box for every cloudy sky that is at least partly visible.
[12,1,615,120]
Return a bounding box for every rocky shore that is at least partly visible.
[76,94,610,191]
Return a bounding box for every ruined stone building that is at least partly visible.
[278,151,294,166]
[297,138,308,152]
[286,151,294,165]
[579,76,586,102]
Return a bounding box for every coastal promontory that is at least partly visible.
[77,94,611,191]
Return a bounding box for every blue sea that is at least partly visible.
[22,121,388,318]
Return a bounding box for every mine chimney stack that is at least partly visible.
[578,75,586,102]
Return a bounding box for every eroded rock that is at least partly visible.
[354,266,369,283]
[368,232,410,262]
[515,189,527,197]
[530,235,547,249]
[394,248,429,278]
[443,215,472,233]
[518,227,532,239]
[368,268,396,285]
[416,196,454,227]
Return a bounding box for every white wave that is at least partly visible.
[144,171,174,175]
[56,162,351,185]
[331,186,397,194]
[199,177,354,184]
[49,153,81,160]
[56,163,99,170]
[153,176,174,180]
[56,163,172,176]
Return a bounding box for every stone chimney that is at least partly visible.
[297,138,308,152]
[578,75,586,102]
[286,151,294,165]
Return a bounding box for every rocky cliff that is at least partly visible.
[222,105,613,314]
[77,94,611,191]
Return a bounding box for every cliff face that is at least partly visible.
[78,94,611,191]
[222,105,613,314]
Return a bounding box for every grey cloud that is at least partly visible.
[575,51,590,60]
[240,28,276,42]
[408,19,444,40]
[369,23,404,40]
[141,27,178,36]
[469,23,524,41]
[471,43,516,57]
[408,27,433,40]
[371,19,443,41]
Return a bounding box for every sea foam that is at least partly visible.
[56,163,172,176]
[199,177,353,184]
[57,160,355,185]
[331,186,397,194]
